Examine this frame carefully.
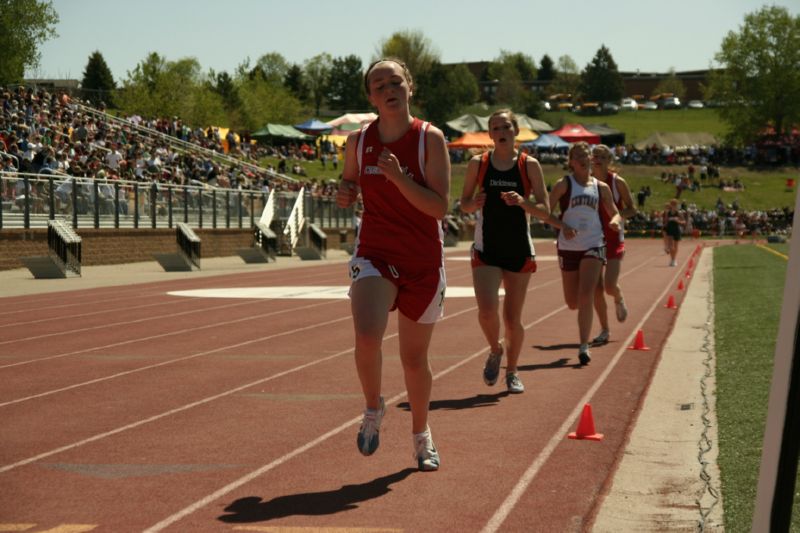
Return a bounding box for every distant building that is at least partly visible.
[21,79,80,93]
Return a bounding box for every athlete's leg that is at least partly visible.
[593,268,609,332]
[577,258,603,346]
[605,257,624,301]
[350,276,397,410]
[561,269,579,310]
[500,270,532,373]
[472,265,503,354]
[398,313,436,434]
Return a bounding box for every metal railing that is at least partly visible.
[1,172,356,232]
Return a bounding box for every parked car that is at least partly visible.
[602,102,620,114]
[638,101,658,111]
[658,96,682,109]
[620,97,638,111]
[687,100,704,109]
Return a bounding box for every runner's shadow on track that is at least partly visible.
[517,358,571,371]
[396,392,508,411]
[534,343,581,350]
[218,468,416,523]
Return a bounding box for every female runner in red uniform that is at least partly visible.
[336,58,450,471]
[590,144,637,345]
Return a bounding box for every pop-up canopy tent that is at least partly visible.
[583,123,626,146]
[251,124,313,142]
[520,133,570,151]
[633,131,718,150]
[446,113,553,135]
[551,123,601,144]
[326,112,377,128]
[294,118,333,135]
[447,131,493,149]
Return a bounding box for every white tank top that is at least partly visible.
[558,175,605,251]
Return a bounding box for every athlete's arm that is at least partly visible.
[459,155,484,214]
[598,181,622,232]
[336,130,361,209]
[380,125,450,219]
[546,178,576,237]
[615,175,637,219]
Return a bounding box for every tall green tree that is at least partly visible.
[252,52,289,85]
[578,45,623,103]
[283,64,308,103]
[208,70,240,111]
[375,29,439,82]
[117,53,226,127]
[538,54,555,82]
[708,5,800,141]
[419,62,478,126]
[549,55,581,97]
[303,53,333,116]
[326,55,367,111]
[81,51,116,106]
[486,51,540,114]
[652,68,687,100]
[0,0,59,84]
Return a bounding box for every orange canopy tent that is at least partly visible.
[448,131,493,149]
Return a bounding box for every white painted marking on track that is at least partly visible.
[168,286,497,299]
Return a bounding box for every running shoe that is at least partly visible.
[591,329,610,346]
[483,346,503,386]
[413,428,440,471]
[506,372,525,393]
[578,347,592,366]
[356,396,385,456]
[669,259,677,267]
[616,299,628,322]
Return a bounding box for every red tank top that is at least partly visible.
[600,171,624,245]
[355,117,443,268]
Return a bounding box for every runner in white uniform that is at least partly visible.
[549,142,621,365]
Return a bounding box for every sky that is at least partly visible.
[32,0,800,82]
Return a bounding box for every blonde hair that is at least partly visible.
[364,57,414,95]
[568,141,590,161]
[592,144,616,171]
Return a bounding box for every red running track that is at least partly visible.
[0,239,701,532]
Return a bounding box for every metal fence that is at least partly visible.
[1,173,356,231]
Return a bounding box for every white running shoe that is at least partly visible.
[506,372,525,393]
[413,427,440,471]
[591,329,610,346]
[483,345,503,386]
[616,299,628,322]
[357,397,385,456]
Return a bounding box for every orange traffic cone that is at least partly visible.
[629,329,651,351]
[685,269,692,278]
[568,403,604,441]
[665,294,677,309]
[677,279,685,291]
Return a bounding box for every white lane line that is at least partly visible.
[0,299,339,370]
[0,301,344,407]
[480,253,689,533]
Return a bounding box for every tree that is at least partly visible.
[237,77,303,131]
[708,5,800,141]
[81,51,116,107]
[326,55,367,111]
[0,0,59,84]
[252,52,289,85]
[283,64,308,103]
[538,54,555,82]
[304,53,333,116]
[484,51,540,114]
[652,68,686,100]
[208,70,240,111]
[548,55,581,98]
[578,45,623,103]
[419,62,478,126]
[375,30,439,81]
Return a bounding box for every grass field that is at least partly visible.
[713,242,798,531]
[542,108,730,145]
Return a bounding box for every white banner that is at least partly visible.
[258,189,275,228]
[283,187,305,248]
